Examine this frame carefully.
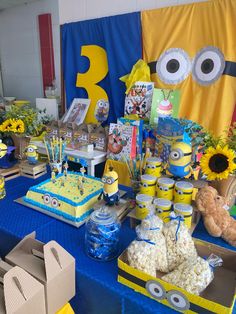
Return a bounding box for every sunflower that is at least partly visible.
[1,119,14,132]
[200,145,236,180]
[14,119,25,133]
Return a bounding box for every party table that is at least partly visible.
[0,174,235,314]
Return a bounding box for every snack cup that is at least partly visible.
[174,203,193,229]
[174,181,193,205]
[140,174,157,197]
[153,198,172,223]
[145,157,162,178]
[135,194,153,220]
[156,177,175,200]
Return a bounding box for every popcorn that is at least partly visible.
[162,256,214,295]
[163,219,197,271]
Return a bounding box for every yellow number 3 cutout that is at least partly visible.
[76,45,109,123]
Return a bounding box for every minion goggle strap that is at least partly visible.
[140,182,156,187]
[146,164,161,169]
[157,185,174,191]
[175,189,192,195]
[118,268,216,314]
[0,148,7,152]
[170,149,191,161]
[102,176,118,185]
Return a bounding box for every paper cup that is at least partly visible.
[174,203,193,229]
[135,194,153,220]
[145,157,162,178]
[174,181,193,204]
[156,177,175,200]
[140,174,157,197]
[153,198,172,223]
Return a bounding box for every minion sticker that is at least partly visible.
[142,0,236,135]
[99,167,120,206]
[95,99,109,123]
[25,144,38,165]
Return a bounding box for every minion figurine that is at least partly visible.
[25,144,38,165]
[167,141,193,179]
[0,140,16,168]
[98,167,120,206]
[0,175,6,199]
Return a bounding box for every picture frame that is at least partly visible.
[62,98,90,125]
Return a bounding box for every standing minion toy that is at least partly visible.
[145,157,162,178]
[99,167,120,206]
[0,175,6,199]
[167,140,193,179]
[25,144,38,165]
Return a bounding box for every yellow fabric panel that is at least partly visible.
[142,0,236,136]
[104,159,131,187]
[56,303,74,314]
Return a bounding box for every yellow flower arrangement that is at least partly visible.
[0,119,25,134]
[200,145,236,180]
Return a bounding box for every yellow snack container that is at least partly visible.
[156,177,175,200]
[140,174,157,197]
[153,198,172,223]
[174,203,193,229]
[135,194,153,220]
[145,157,162,178]
[174,181,193,205]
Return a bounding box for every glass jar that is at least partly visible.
[85,206,121,261]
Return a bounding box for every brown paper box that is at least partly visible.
[0,260,46,314]
[89,126,107,152]
[5,233,75,314]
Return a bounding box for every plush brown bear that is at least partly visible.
[196,186,236,247]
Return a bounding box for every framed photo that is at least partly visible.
[63,98,90,125]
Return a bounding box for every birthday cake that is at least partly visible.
[23,172,103,224]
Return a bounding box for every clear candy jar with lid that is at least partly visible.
[85,206,121,261]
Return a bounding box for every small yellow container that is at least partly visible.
[135,194,153,220]
[174,203,193,229]
[145,157,162,178]
[156,177,175,201]
[140,174,157,197]
[174,181,193,204]
[153,198,172,223]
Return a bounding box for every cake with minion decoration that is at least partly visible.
[23,171,104,224]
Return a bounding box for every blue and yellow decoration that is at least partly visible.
[140,174,157,197]
[145,157,162,178]
[156,178,175,201]
[174,181,193,205]
[99,167,120,206]
[25,144,38,165]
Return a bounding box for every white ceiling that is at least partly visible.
[0,0,40,11]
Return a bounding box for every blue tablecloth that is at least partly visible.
[0,174,235,314]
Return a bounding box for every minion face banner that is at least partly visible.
[142,0,236,135]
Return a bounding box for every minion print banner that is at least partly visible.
[142,0,236,135]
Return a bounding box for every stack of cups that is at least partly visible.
[156,178,175,201]
[135,194,153,220]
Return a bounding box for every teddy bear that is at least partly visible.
[195,186,236,247]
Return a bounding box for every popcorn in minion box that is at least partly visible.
[99,167,120,206]
[25,143,38,165]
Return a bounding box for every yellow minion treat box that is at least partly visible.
[25,143,39,165]
[135,194,153,220]
[99,167,120,206]
[145,157,162,177]
[156,178,175,201]
[0,175,6,199]
[153,198,172,223]
[174,203,193,229]
[140,174,157,197]
[118,239,236,314]
[174,181,193,205]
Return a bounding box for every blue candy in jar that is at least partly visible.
[85,206,121,261]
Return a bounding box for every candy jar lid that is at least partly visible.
[90,206,117,225]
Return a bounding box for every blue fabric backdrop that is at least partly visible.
[62,12,142,124]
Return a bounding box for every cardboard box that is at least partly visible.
[5,233,75,314]
[118,239,236,314]
[0,260,46,314]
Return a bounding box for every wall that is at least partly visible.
[0,0,60,104]
[59,0,208,24]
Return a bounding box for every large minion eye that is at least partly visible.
[43,194,51,204]
[143,183,148,188]
[177,190,183,195]
[156,48,191,84]
[146,280,166,300]
[164,187,168,192]
[156,208,163,214]
[166,290,190,311]
[102,177,106,183]
[106,178,112,184]
[51,198,59,208]
[138,204,144,208]
[98,101,103,108]
[170,150,181,160]
[159,186,164,191]
[192,46,225,86]
[147,164,152,169]
[28,147,34,153]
